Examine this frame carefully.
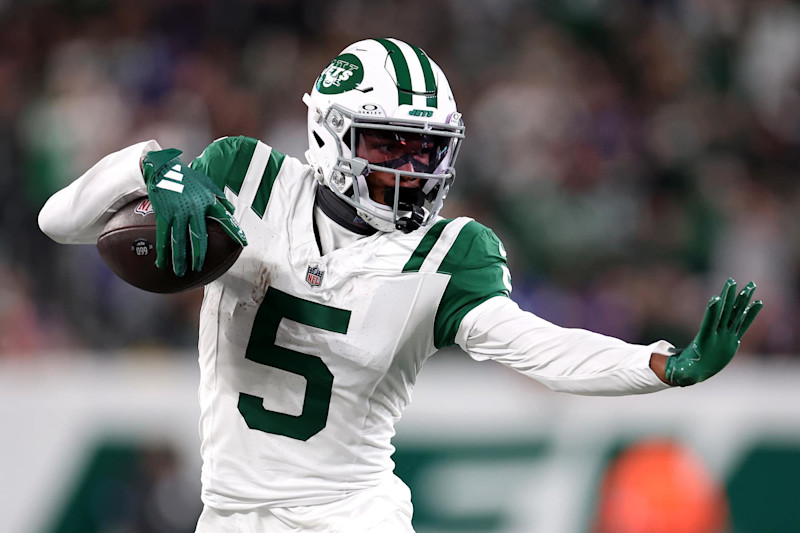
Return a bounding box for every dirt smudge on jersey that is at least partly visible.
[252,264,272,305]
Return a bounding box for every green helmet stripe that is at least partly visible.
[408,43,438,108]
[374,38,413,106]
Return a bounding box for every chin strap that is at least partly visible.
[395,204,425,233]
[384,187,426,233]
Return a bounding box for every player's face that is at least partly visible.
[356,130,438,205]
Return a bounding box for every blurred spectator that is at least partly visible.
[3,0,798,356]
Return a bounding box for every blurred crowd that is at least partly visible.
[1,0,798,357]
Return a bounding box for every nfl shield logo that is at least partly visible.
[306,265,324,287]
[134,199,154,216]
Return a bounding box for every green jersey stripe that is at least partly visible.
[402,219,452,272]
[408,43,438,108]
[374,38,413,106]
[432,221,511,348]
[227,137,258,195]
[418,218,471,273]
[251,149,287,218]
[232,140,270,220]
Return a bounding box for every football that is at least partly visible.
[97,198,243,293]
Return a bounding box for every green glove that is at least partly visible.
[665,278,763,386]
[142,148,247,277]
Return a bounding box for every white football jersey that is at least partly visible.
[189,136,511,509]
[37,137,672,514]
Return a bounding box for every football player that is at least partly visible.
[38,38,762,532]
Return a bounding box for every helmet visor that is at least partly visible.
[355,128,453,175]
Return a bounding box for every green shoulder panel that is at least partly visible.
[189,136,258,194]
[433,221,511,349]
[189,136,287,218]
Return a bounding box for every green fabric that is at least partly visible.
[190,136,258,194]
[190,136,285,219]
[143,149,246,276]
[433,221,510,349]
[665,279,763,386]
[252,149,287,218]
[402,219,452,272]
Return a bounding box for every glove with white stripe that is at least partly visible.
[142,149,247,277]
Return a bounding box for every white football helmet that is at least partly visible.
[304,38,465,233]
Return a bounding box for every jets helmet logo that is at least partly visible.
[316,54,364,94]
[306,264,324,287]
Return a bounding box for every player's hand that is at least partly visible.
[142,148,247,277]
[665,278,763,386]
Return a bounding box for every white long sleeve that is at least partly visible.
[455,296,673,396]
[38,140,162,244]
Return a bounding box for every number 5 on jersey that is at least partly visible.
[238,287,351,441]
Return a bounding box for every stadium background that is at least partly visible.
[1,0,799,531]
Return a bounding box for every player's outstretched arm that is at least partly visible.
[650,278,763,386]
[142,149,247,277]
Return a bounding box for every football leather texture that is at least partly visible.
[97,198,243,293]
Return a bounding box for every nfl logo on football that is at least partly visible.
[306,264,324,288]
[134,199,154,216]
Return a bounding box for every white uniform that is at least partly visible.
[38,137,672,530]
